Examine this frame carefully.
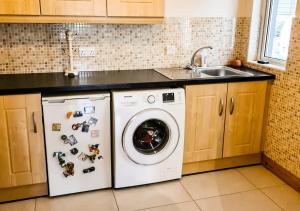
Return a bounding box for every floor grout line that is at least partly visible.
[192,188,258,201]
[136,201,198,211]
[258,186,286,211]
[179,178,202,211]
[235,166,285,211]
[181,169,258,201]
[112,190,120,211]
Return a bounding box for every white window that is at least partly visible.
[259,0,297,66]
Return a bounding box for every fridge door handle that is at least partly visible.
[46,99,66,104]
[89,96,109,101]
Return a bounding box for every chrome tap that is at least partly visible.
[187,46,213,70]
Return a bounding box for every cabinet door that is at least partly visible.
[0,0,40,15]
[184,84,227,163]
[223,81,268,157]
[0,94,46,189]
[41,0,106,16]
[107,0,164,17]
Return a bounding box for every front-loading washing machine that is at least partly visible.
[112,88,185,188]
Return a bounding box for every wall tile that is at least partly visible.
[0,17,237,74]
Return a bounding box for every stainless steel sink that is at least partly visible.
[155,66,253,80]
[199,66,253,77]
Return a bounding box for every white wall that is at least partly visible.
[165,0,253,17]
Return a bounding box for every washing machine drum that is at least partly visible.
[122,108,180,165]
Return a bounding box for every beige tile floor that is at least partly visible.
[1,165,300,211]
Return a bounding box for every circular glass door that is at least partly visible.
[133,119,170,155]
[122,108,180,165]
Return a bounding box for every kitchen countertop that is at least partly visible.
[0,67,275,95]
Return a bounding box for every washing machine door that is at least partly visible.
[122,108,180,165]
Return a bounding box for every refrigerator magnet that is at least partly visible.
[73,111,83,118]
[91,130,100,138]
[83,166,95,174]
[52,123,61,131]
[66,111,73,119]
[82,123,90,133]
[68,135,78,146]
[78,152,88,161]
[88,117,98,126]
[63,162,75,177]
[70,148,79,155]
[84,106,95,114]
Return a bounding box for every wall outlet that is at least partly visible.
[165,46,177,55]
[79,47,96,57]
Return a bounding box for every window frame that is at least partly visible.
[258,0,295,66]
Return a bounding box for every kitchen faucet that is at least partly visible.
[187,46,213,70]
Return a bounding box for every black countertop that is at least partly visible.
[0,67,275,95]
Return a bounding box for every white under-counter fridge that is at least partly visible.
[42,93,111,196]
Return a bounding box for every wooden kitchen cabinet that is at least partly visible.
[0,0,40,15]
[184,84,227,163]
[0,94,46,189]
[183,81,269,174]
[223,81,268,157]
[107,0,164,17]
[40,0,106,16]
[0,0,164,23]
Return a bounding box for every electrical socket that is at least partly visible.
[165,46,177,55]
[79,47,96,57]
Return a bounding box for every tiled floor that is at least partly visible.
[1,165,300,211]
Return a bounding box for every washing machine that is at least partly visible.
[112,88,185,188]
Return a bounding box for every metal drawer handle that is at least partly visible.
[230,97,235,115]
[219,98,224,116]
[32,112,37,133]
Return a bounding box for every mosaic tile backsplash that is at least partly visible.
[0,17,237,74]
[235,17,300,178]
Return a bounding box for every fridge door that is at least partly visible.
[42,93,111,196]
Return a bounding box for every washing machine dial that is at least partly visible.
[147,95,155,104]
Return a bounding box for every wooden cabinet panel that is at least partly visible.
[41,0,106,16]
[0,0,40,15]
[107,0,164,17]
[0,94,46,189]
[223,81,268,157]
[184,84,227,163]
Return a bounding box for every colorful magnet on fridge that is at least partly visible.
[78,152,88,161]
[83,166,95,174]
[63,162,75,177]
[98,155,103,160]
[53,151,66,167]
[88,117,98,126]
[86,154,97,163]
[72,123,81,130]
[73,111,83,118]
[84,106,95,114]
[91,130,100,138]
[70,148,79,155]
[66,111,73,119]
[68,135,78,146]
[52,123,61,131]
[89,144,100,154]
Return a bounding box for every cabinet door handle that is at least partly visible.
[219,98,224,116]
[32,112,37,133]
[230,97,235,115]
